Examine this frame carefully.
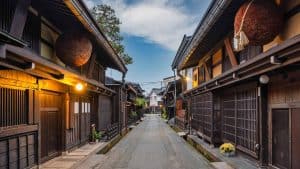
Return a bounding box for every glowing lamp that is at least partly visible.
[259,75,270,84]
[75,83,84,91]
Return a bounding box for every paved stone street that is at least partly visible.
[77,114,213,169]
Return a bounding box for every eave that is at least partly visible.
[183,35,300,97]
[178,0,246,70]
[2,44,115,95]
[63,0,127,74]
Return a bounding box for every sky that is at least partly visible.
[83,0,211,94]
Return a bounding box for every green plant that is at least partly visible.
[161,107,168,119]
[131,111,137,117]
[92,130,102,141]
[91,4,133,64]
[134,97,146,108]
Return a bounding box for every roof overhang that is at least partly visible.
[63,0,127,74]
[179,0,246,70]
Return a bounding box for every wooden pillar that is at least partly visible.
[28,89,34,124]
[9,0,32,38]
[86,52,96,78]
[224,38,238,67]
[0,45,6,58]
[259,85,268,167]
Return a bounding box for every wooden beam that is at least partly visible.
[87,52,97,78]
[22,62,35,70]
[0,45,6,58]
[224,38,238,67]
[9,0,32,38]
[203,63,211,80]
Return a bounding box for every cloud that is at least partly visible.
[84,0,95,8]
[83,0,207,51]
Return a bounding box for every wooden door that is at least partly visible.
[80,99,91,143]
[272,109,289,169]
[40,92,62,161]
[292,108,300,169]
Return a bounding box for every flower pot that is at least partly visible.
[223,151,235,157]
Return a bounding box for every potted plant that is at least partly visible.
[90,124,102,143]
[219,143,236,157]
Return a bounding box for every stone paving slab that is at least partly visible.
[83,115,213,169]
[211,162,234,169]
[188,135,259,169]
[41,142,106,169]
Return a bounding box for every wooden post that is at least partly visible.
[259,85,268,167]
[28,89,34,124]
[9,0,32,38]
[203,63,211,80]
[224,38,238,67]
[0,45,6,58]
[86,52,97,78]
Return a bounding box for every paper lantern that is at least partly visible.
[55,31,92,67]
[234,0,283,51]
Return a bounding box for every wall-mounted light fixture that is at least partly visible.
[75,83,84,91]
[259,75,270,84]
[270,56,282,65]
[232,72,239,79]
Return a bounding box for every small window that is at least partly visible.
[212,48,223,78]
[40,23,59,60]
[82,102,85,113]
[74,102,79,114]
[198,66,205,84]
[193,67,198,88]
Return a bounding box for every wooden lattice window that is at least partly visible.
[222,87,258,155]
[0,0,17,32]
[191,92,213,139]
[0,87,28,128]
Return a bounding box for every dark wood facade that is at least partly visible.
[175,0,300,168]
[0,0,127,168]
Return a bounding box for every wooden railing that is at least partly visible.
[106,123,120,140]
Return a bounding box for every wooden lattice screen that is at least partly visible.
[0,87,28,128]
[191,92,213,140]
[222,87,257,155]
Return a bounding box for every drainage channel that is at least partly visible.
[97,124,138,154]
[170,125,235,169]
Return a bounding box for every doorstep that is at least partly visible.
[40,142,107,169]
[187,135,259,169]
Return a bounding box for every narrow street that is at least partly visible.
[78,114,213,169]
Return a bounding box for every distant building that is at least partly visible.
[148,88,164,113]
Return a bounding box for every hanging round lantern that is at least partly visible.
[55,31,92,67]
[233,0,283,51]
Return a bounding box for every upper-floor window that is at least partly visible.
[40,23,59,60]
[192,67,198,88]
[212,48,222,78]
[198,66,205,84]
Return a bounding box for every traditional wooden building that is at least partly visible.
[0,0,127,168]
[106,77,127,133]
[176,0,300,168]
[125,82,144,125]
[162,80,182,119]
